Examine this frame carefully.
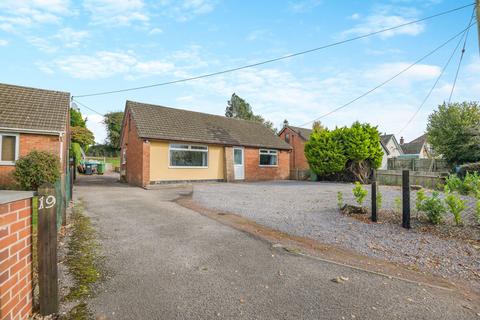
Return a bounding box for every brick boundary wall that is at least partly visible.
[0,192,34,320]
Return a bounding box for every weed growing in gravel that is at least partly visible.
[376,191,382,211]
[444,192,466,226]
[337,191,343,209]
[394,196,402,213]
[352,182,367,206]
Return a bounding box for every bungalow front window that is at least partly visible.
[169,144,208,167]
[259,149,278,166]
[0,133,19,164]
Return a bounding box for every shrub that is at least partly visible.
[337,191,343,209]
[445,172,480,196]
[416,189,427,212]
[394,196,401,213]
[418,191,446,225]
[13,151,60,190]
[444,192,466,225]
[458,162,480,178]
[352,182,368,206]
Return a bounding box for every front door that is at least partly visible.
[233,147,244,180]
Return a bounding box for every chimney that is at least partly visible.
[400,136,404,145]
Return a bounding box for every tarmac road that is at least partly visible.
[72,174,478,320]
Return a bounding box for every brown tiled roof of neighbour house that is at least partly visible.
[287,126,313,141]
[402,134,427,154]
[0,83,70,133]
[126,100,292,150]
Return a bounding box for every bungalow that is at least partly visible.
[120,101,291,187]
[277,125,312,179]
[0,83,70,187]
[400,134,432,159]
[380,134,404,169]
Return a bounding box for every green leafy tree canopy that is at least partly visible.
[103,111,124,150]
[225,93,276,132]
[426,101,480,165]
[70,107,86,128]
[71,126,95,150]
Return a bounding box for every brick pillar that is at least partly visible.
[224,146,234,182]
[0,192,34,320]
[142,140,151,188]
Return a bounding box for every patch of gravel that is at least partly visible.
[192,181,480,292]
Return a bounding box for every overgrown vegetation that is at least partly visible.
[64,201,103,308]
[305,122,383,183]
[444,191,466,226]
[13,151,60,190]
[352,182,368,206]
[444,172,480,196]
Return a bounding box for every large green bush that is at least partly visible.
[13,151,61,190]
[305,122,383,183]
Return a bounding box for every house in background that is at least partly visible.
[278,125,312,179]
[400,134,432,159]
[0,83,70,187]
[380,134,404,169]
[120,101,291,187]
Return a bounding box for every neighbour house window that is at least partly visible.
[285,133,290,143]
[259,149,278,166]
[169,144,208,167]
[0,133,19,164]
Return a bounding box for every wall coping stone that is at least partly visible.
[0,190,35,204]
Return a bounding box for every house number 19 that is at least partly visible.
[38,195,56,210]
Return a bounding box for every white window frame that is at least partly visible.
[0,133,19,166]
[259,149,278,167]
[168,143,209,169]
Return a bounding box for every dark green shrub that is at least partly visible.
[458,162,480,178]
[13,151,60,190]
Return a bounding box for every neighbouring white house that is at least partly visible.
[380,134,404,169]
[400,134,432,159]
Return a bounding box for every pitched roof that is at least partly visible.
[286,126,312,140]
[402,134,427,154]
[126,100,291,150]
[380,134,393,146]
[0,83,70,133]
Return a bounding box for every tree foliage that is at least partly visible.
[225,93,276,132]
[426,102,480,165]
[305,122,383,183]
[13,151,60,190]
[71,126,95,150]
[103,111,124,149]
[70,107,86,128]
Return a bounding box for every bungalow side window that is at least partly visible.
[259,149,278,166]
[169,144,208,167]
[0,133,19,164]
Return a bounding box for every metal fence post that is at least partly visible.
[402,170,411,229]
[37,183,59,316]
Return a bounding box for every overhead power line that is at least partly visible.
[71,99,105,116]
[448,9,476,103]
[296,21,477,128]
[398,9,476,135]
[72,2,475,99]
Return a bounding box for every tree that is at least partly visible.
[225,93,276,132]
[71,126,95,150]
[305,128,347,176]
[13,151,60,190]
[103,111,124,150]
[312,121,325,133]
[427,102,480,165]
[305,122,383,183]
[70,107,86,128]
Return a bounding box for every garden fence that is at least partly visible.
[387,158,450,172]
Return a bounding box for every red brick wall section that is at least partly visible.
[244,147,289,181]
[0,134,62,187]
[121,112,150,187]
[278,127,310,171]
[0,198,33,320]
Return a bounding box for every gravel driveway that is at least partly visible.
[192,181,480,292]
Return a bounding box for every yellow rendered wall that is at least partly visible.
[149,141,225,181]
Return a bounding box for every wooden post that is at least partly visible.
[402,170,411,229]
[371,169,377,222]
[37,183,59,315]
